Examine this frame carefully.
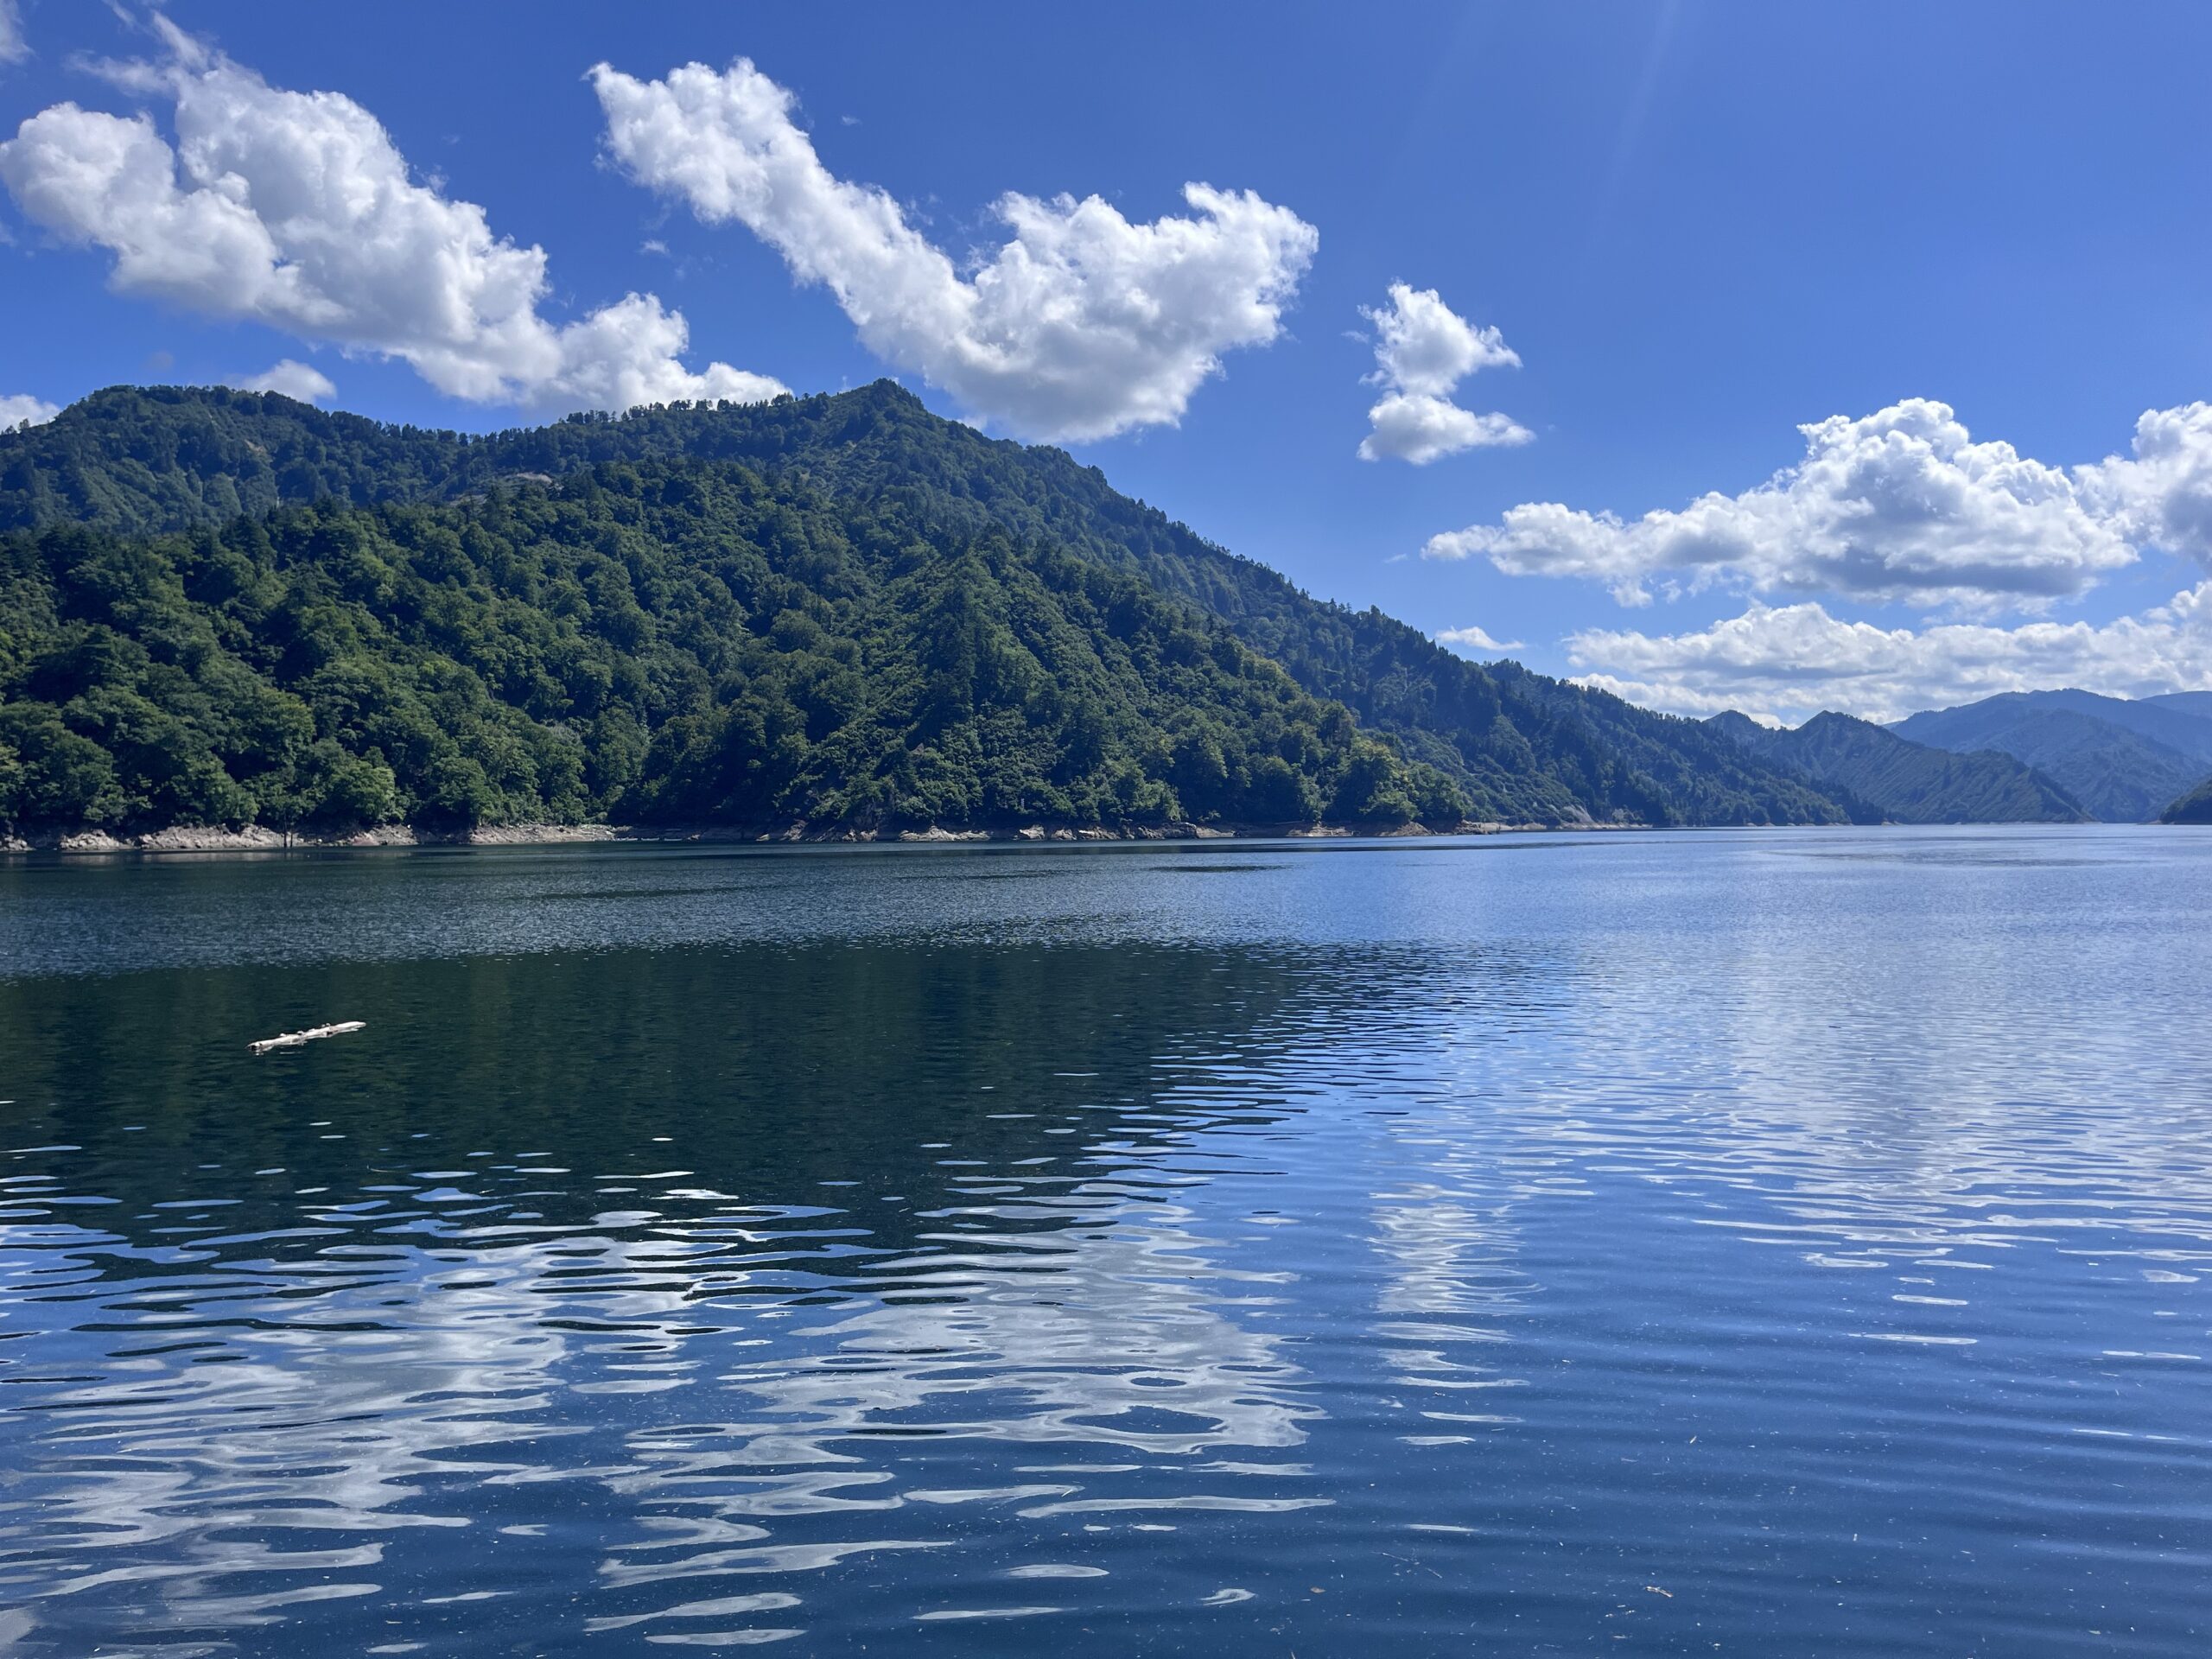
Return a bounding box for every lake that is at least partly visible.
[2,826,2209,1655]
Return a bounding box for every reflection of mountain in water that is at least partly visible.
[0,936,1469,1649]
[0,938,1344,1242]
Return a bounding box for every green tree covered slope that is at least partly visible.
[2,385,1853,829]
[1,458,1485,837]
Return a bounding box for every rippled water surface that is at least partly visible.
[3,826,2211,1655]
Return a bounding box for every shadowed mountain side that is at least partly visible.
[1,385,1850,828]
[1707,710,2089,824]
[1891,692,2212,822]
[2164,775,2212,824]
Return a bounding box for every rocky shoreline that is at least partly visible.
[3,817,1563,855]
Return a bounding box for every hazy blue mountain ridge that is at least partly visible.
[1706,710,2088,824]
[1891,690,2212,821]
[2141,690,2212,722]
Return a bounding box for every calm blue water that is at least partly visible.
[2,826,2210,1655]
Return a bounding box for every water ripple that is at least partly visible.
[0,829,2209,1652]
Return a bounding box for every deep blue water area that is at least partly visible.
[2,827,2209,1654]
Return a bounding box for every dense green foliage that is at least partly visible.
[1891,691,2212,822]
[2163,774,2212,824]
[2,384,1854,828]
[1,388,471,536]
[0,458,1474,837]
[1707,710,2088,824]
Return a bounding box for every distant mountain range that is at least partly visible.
[1709,690,2212,826]
[1706,710,2090,823]
[1890,690,2212,823]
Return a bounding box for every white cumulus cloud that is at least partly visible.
[1,392,59,429]
[228,359,337,404]
[1426,398,2139,609]
[1564,584,2212,724]
[2075,401,2212,570]
[0,23,783,413]
[1368,282,1518,397]
[1357,283,1529,464]
[1364,397,1531,467]
[590,57,1317,443]
[1434,623,1524,656]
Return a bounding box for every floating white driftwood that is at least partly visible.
[249,1020,366,1054]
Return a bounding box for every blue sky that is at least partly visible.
[5,2,2212,721]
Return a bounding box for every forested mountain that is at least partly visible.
[1707,710,2088,824]
[1891,690,2212,822]
[1987,689,2212,758]
[1,460,1482,838]
[2164,774,2212,823]
[1,385,1848,832]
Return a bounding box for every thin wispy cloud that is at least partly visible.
[1435,624,1524,655]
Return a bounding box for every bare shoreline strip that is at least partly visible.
[3,817,1586,856]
